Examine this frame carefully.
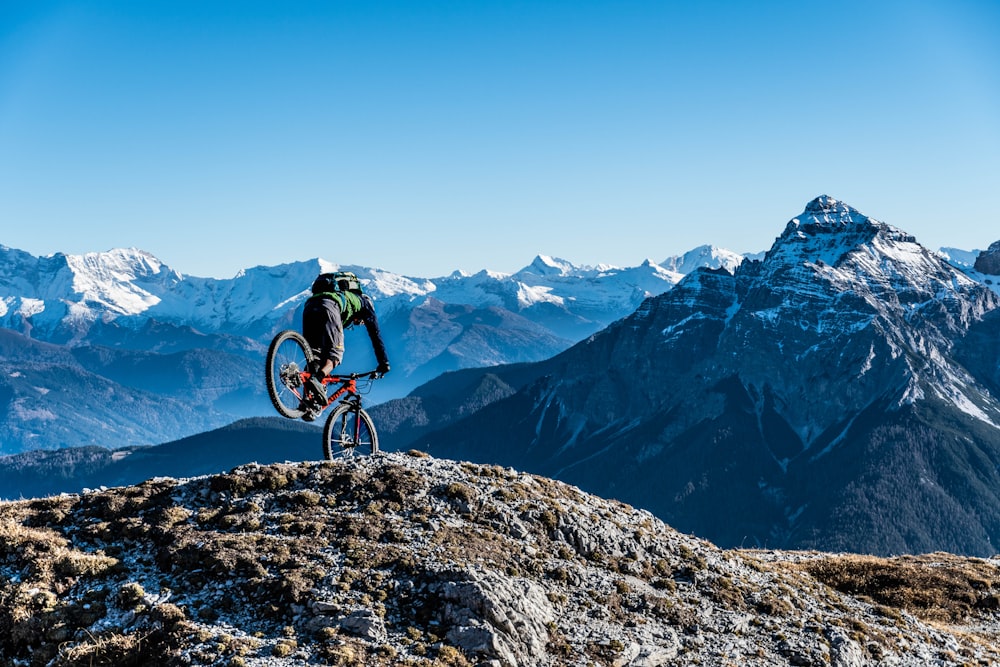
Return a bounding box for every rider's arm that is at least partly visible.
[358,295,390,370]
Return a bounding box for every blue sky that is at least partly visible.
[1,1,998,278]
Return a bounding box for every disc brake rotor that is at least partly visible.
[280,362,302,388]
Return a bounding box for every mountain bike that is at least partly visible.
[265,330,380,459]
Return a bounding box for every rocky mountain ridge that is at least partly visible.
[375,196,1000,556]
[1,452,999,666]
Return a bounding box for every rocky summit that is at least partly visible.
[2,452,1000,666]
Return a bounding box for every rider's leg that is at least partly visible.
[302,299,344,400]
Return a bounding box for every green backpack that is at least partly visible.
[310,271,365,324]
[311,271,363,296]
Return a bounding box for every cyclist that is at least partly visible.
[301,272,390,417]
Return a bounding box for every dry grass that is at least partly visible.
[56,629,152,665]
[802,552,1000,623]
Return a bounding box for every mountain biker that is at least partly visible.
[301,272,390,414]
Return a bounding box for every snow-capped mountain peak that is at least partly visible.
[731,196,1000,433]
[783,195,874,239]
[801,193,859,217]
[520,255,579,277]
[64,248,179,317]
[66,247,167,280]
[662,245,745,275]
[766,196,913,269]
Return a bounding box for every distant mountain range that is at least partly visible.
[0,244,742,344]
[0,242,741,454]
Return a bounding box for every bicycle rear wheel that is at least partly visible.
[323,403,379,459]
[265,330,315,419]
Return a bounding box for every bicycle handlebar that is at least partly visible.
[329,370,383,380]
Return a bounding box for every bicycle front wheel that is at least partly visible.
[265,330,315,419]
[323,403,379,459]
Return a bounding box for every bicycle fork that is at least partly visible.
[349,400,363,446]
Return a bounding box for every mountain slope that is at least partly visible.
[0,417,322,500]
[1,453,998,666]
[391,196,1000,556]
[0,329,255,454]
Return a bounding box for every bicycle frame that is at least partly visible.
[304,369,378,409]
[304,370,377,447]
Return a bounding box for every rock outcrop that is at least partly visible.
[1,453,999,666]
[975,240,1000,275]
